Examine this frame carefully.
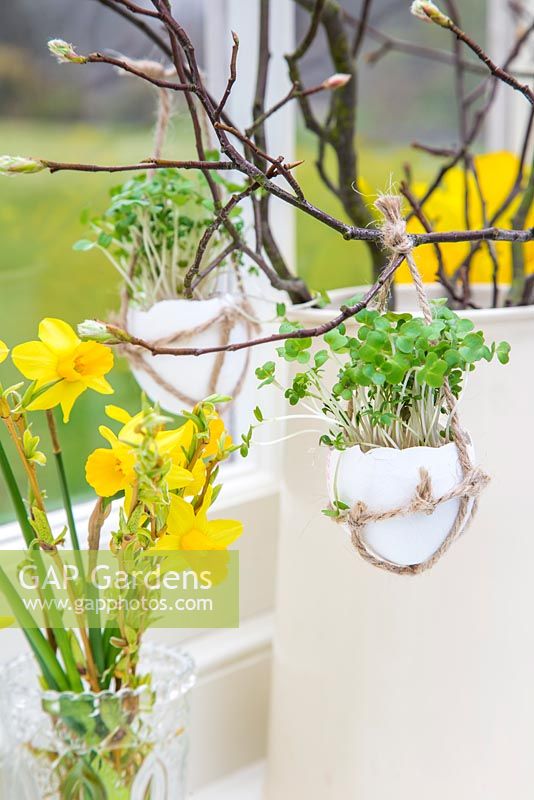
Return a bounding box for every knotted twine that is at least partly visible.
[115,59,260,407]
[332,195,490,575]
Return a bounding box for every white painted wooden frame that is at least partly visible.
[487,0,534,152]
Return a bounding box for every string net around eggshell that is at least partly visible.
[330,194,490,575]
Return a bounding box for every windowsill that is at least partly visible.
[192,761,265,799]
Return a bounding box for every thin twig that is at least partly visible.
[43,159,236,174]
[87,52,190,91]
[352,0,373,58]
[214,31,240,120]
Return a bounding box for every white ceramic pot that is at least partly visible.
[126,295,253,413]
[327,441,475,567]
[265,286,534,800]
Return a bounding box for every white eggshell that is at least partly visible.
[327,439,475,566]
[127,296,251,413]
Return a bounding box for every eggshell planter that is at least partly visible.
[126,295,252,413]
[327,439,475,567]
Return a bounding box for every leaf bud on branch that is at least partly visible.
[410,1,452,29]
[48,39,88,64]
[0,156,46,176]
[321,73,352,90]
[77,320,132,345]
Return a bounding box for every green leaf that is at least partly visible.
[396,335,416,354]
[72,239,95,252]
[496,341,511,364]
[314,350,329,368]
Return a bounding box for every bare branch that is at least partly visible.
[352,0,373,58]
[87,52,191,90]
[42,159,236,174]
[214,31,240,120]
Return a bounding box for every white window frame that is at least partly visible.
[486,0,534,152]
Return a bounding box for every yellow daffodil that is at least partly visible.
[86,405,198,497]
[401,151,534,284]
[203,415,233,458]
[11,318,114,422]
[106,405,209,495]
[152,493,243,551]
[85,426,137,497]
[0,341,8,364]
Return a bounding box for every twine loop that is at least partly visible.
[329,194,491,575]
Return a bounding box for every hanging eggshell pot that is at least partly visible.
[126,294,257,414]
[326,438,476,568]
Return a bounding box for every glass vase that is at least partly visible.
[0,643,195,800]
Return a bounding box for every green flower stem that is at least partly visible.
[45,411,81,551]
[46,410,106,680]
[0,436,35,547]
[102,624,121,688]
[0,564,68,691]
[0,436,83,691]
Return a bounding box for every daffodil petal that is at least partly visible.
[167,495,197,537]
[0,341,8,364]
[182,460,206,497]
[118,411,146,445]
[59,382,86,422]
[12,341,57,381]
[106,405,132,424]
[38,318,80,355]
[167,464,195,490]
[163,420,196,461]
[26,380,71,413]
[206,519,243,548]
[85,375,114,394]
[157,428,191,455]
[98,425,118,446]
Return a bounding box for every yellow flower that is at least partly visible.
[0,340,8,364]
[11,318,114,422]
[401,151,534,285]
[85,427,137,497]
[152,493,243,551]
[203,415,233,458]
[86,406,198,497]
[107,405,200,491]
